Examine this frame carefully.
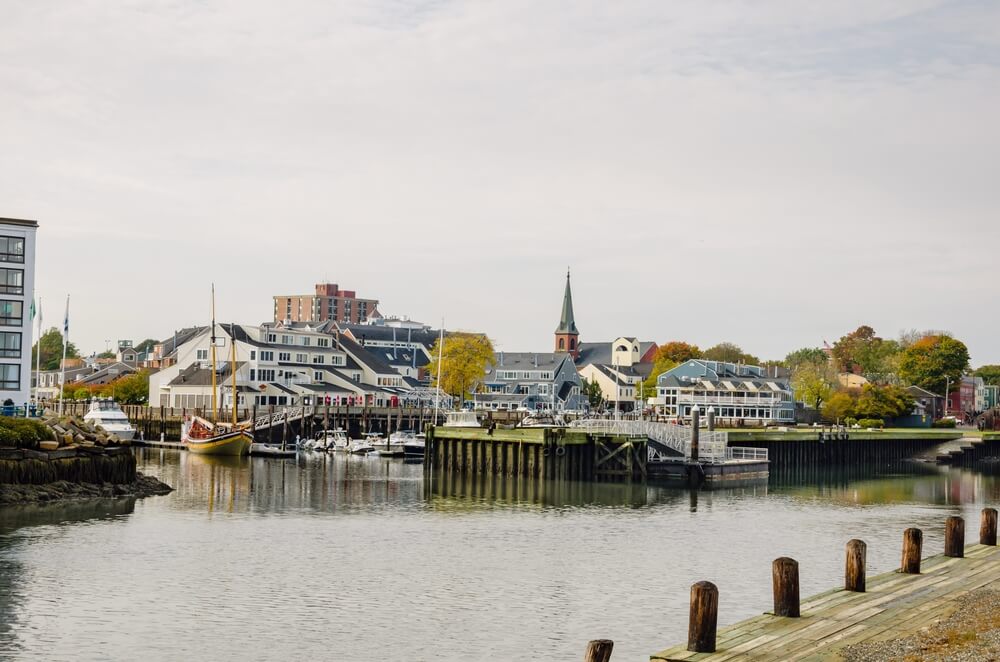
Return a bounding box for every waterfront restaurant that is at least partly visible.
[653,359,795,426]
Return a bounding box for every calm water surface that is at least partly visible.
[1,450,998,661]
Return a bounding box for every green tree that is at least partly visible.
[580,377,603,409]
[822,390,856,423]
[32,327,80,371]
[702,342,759,365]
[784,347,829,372]
[831,326,899,379]
[792,362,838,411]
[96,350,115,359]
[897,335,970,396]
[853,384,915,420]
[975,365,1000,386]
[654,341,701,365]
[134,338,158,354]
[426,333,496,403]
[103,370,149,404]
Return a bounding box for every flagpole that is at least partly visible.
[58,295,69,416]
[33,296,42,408]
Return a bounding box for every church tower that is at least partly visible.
[554,269,580,358]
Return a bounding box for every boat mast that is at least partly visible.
[230,328,238,427]
[210,284,218,423]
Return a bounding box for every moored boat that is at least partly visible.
[403,433,425,459]
[83,398,136,440]
[349,436,376,454]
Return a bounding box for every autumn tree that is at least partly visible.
[897,334,970,396]
[426,333,495,404]
[853,384,915,421]
[791,361,838,411]
[104,370,150,404]
[32,327,80,371]
[830,326,900,379]
[821,391,856,423]
[654,341,701,365]
[702,342,759,365]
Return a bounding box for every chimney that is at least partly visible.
[534,354,538,367]
[499,351,504,366]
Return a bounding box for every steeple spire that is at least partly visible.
[555,268,577,334]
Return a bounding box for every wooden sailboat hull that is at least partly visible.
[186,430,253,456]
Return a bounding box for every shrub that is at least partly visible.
[857,418,884,429]
[844,417,858,427]
[932,418,957,428]
[0,416,55,449]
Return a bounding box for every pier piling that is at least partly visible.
[583,639,614,662]
[771,557,800,617]
[901,528,923,574]
[980,508,998,546]
[844,539,867,592]
[944,516,965,558]
[687,581,718,653]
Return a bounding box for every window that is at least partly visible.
[295,353,307,363]
[0,237,24,263]
[260,351,274,361]
[250,350,256,360]
[278,352,291,362]
[249,369,256,381]
[0,300,22,326]
[281,335,293,344]
[196,349,208,361]
[312,355,324,364]
[0,268,23,295]
[302,337,310,346]
[314,371,323,381]
[317,338,329,347]
[0,363,19,390]
[558,338,565,350]
[258,369,275,381]
[0,332,20,358]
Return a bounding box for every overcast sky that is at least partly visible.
[2,1,998,364]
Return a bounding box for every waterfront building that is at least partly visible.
[475,352,584,412]
[947,376,977,419]
[273,282,379,325]
[335,319,442,381]
[148,322,414,410]
[906,385,944,421]
[36,365,93,401]
[975,376,986,413]
[0,217,37,406]
[653,360,795,425]
[576,337,658,412]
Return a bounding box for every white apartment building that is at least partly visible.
[0,218,37,407]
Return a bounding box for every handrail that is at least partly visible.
[569,418,767,464]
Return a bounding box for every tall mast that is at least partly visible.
[230,327,238,426]
[210,284,218,423]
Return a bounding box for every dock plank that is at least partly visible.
[651,544,1000,661]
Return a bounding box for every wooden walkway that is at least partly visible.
[652,543,1000,661]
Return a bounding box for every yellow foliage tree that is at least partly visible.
[425,333,496,404]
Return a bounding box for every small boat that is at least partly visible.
[347,435,377,455]
[83,398,136,441]
[373,430,412,457]
[250,443,296,458]
[181,285,251,457]
[183,416,253,456]
[442,410,480,427]
[519,412,566,428]
[403,433,426,459]
[317,429,350,452]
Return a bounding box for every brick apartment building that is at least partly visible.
[273,283,379,325]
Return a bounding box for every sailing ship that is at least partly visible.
[182,286,253,456]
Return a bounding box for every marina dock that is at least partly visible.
[650,510,1000,661]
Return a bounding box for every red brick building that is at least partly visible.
[273,283,379,325]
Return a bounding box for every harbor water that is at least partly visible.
[1,449,998,661]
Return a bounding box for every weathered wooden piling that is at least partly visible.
[944,516,965,558]
[980,508,998,546]
[583,639,614,662]
[772,557,800,617]
[845,539,866,592]
[687,581,718,653]
[901,528,923,574]
[690,408,700,462]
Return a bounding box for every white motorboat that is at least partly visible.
[319,428,350,452]
[374,430,412,457]
[349,433,379,455]
[83,399,136,441]
[403,433,426,459]
[250,443,296,458]
[442,410,480,428]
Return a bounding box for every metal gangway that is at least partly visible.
[568,418,767,464]
[252,407,306,431]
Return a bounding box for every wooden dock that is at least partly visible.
[650,511,1000,661]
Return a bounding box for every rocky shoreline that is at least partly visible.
[0,471,173,507]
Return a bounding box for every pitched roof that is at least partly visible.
[554,270,578,334]
[576,340,657,366]
[491,352,573,371]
